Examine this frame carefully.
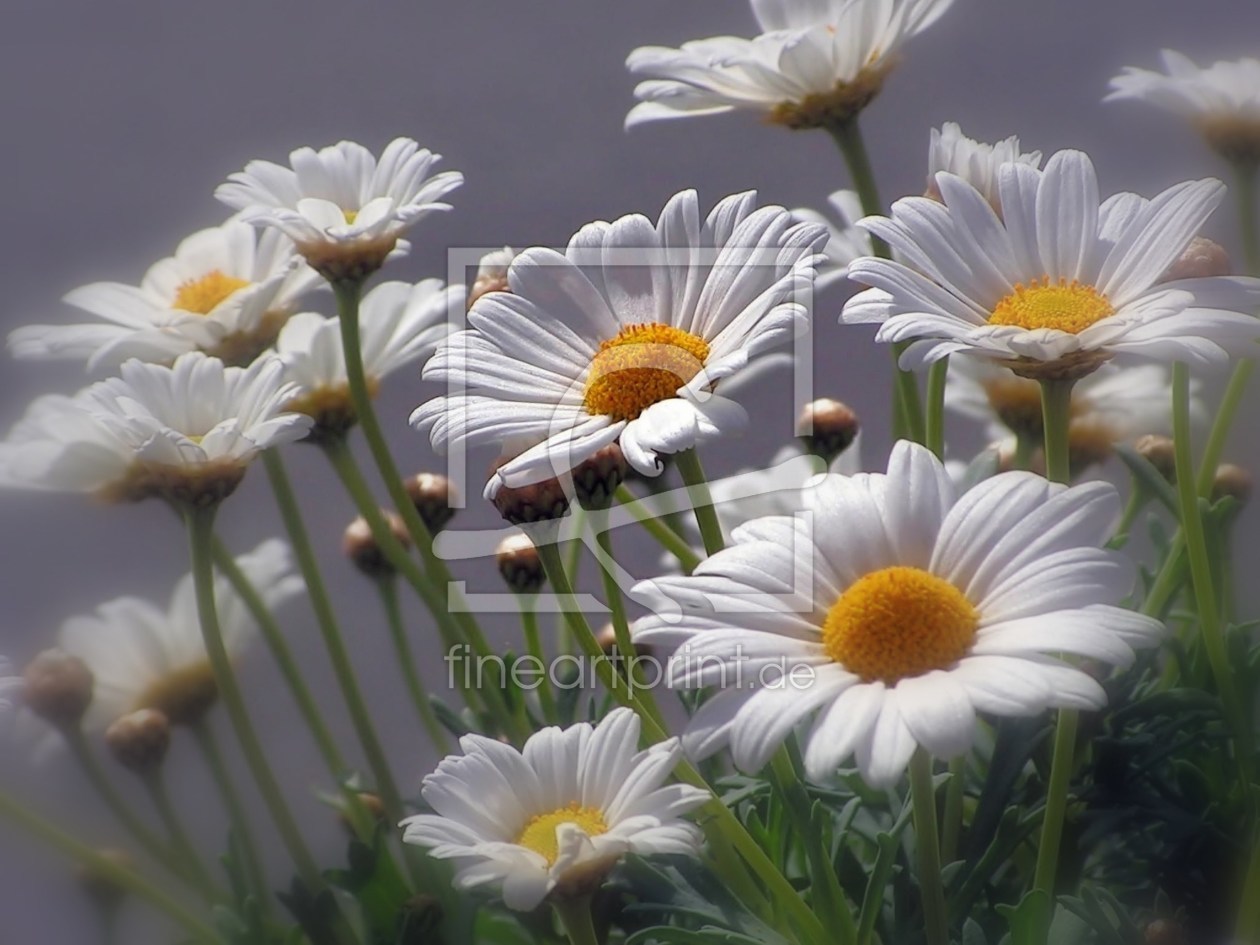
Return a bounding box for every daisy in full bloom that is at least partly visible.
[412,189,828,498]
[276,279,460,438]
[216,138,463,282]
[946,358,1201,474]
[626,0,955,131]
[9,220,321,370]
[0,352,311,504]
[1106,51,1260,164]
[632,441,1164,787]
[53,540,300,730]
[842,149,1260,379]
[401,707,708,910]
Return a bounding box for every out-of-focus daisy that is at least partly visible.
[412,189,827,498]
[9,221,320,371]
[56,541,300,730]
[843,149,1260,379]
[277,279,459,439]
[468,247,518,309]
[946,359,1199,474]
[401,707,707,910]
[633,441,1164,787]
[1106,51,1260,164]
[627,0,955,131]
[793,191,871,288]
[0,352,311,505]
[216,138,463,283]
[925,122,1042,209]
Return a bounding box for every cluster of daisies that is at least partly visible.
[2,0,1260,936]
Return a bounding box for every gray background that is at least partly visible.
[2,0,1259,939]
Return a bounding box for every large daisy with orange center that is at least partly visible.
[412,189,827,498]
[842,149,1260,379]
[632,441,1164,787]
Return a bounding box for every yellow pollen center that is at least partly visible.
[516,803,608,865]
[583,323,710,422]
[342,209,359,224]
[989,279,1115,334]
[172,270,251,315]
[822,566,979,684]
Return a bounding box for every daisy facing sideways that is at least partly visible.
[842,149,1260,379]
[401,707,708,911]
[632,441,1164,787]
[412,189,828,498]
[9,220,320,371]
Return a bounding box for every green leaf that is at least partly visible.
[997,889,1051,945]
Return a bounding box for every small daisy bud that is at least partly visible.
[1160,236,1231,282]
[490,462,571,526]
[572,444,629,511]
[1212,463,1252,506]
[467,247,516,310]
[597,622,651,660]
[405,473,458,533]
[797,399,860,464]
[496,533,545,594]
[339,792,388,834]
[23,649,93,730]
[76,848,134,909]
[343,512,411,578]
[1135,434,1177,482]
[1143,919,1186,945]
[105,709,171,774]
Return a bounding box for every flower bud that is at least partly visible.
[105,709,171,774]
[572,444,629,511]
[490,461,571,526]
[343,512,411,578]
[405,473,457,533]
[496,532,545,594]
[1212,463,1252,507]
[23,649,93,730]
[1135,434,1177,483]
[796,399,860,464]
[596,622,651,660]
[76,848,134,909]
[1143,919,1186,945]
[1160,236,1231,282]
[338,791,388,835]
[467,247,516,311]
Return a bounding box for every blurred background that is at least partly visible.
[2,0,1259,937]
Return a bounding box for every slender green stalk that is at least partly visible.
[1235,159,1260,274]
[1107,483,1150,550]
[211,539,350,780]
[520,597,558,723]
[141,773,219,897]
[1194,359,1254,498]
[1038,378,1075,485]
[261,450,405,821]
[183,506,321,890]
[941,756,966,865]
[0,788,221,944]
[377,576,450,753]
[674,449,725,556]
[190,723,271,913]
[1013,433,1037,472]
[925,358,950,459]
[614,484,701,572]
[552,896,601,945]
[909,751,949,945]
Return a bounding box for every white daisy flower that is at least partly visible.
[633,441,1165,787]
[276,279,459,438]
[57,540,300,730]
[626,0,955,131]
[401,707,708,911]
[1106,50,1260,163]
[0,352,311,504]
[216,138,463,282]
[411,189,828,498]
[793,191,871,288]
[842,149,1260,380]
[9,220,321,371]
[926,122,1042,209]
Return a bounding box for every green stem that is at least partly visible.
[1235,159,1260,274]
[520,597,558,724]
[1038,378,1075,485]
[909,751,949,945]
[376,576,450,754]
[183,506,322,890]
[142,773,219,898]
[1194,359,1254,498]
[941,756,966,865]
[261,450,405,821]
[674,449,725,556]
[0,788,221,944]
[1013,433,1037,472]
[614,484,701,572]
[925,358,949,459]
[1107,484,1149,550]
[552,896,601,945]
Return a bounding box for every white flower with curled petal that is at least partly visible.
[9,220,320,371]
[401,707,708,911]
[842,149,1260,380]
[412,189,827,498]
[633,441,1164,787]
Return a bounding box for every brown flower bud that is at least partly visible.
[467,247,516,311]
[105,709,171,774]
[1143,919,1186,945]
[796,399,860,464]
[23,650,93,730]
[76,848,134,909]
[496,532,545,594]
[596,622,651,660]
[1160,236,1231,282]
[490,460,571,526]
[572,444,629,511]
[1135,434,1177,483]
[338,791,388,835]
[1212,463,1252,506]
[405,473,457,533]
[343,511,411,578]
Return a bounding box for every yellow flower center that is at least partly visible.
[583,323,710,422]
[342,209,359,224]
[822,566,979,684]
[134,662,218,726]
[172,270,251,315]
[989,279,1115,334]
[516,803,609,865]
